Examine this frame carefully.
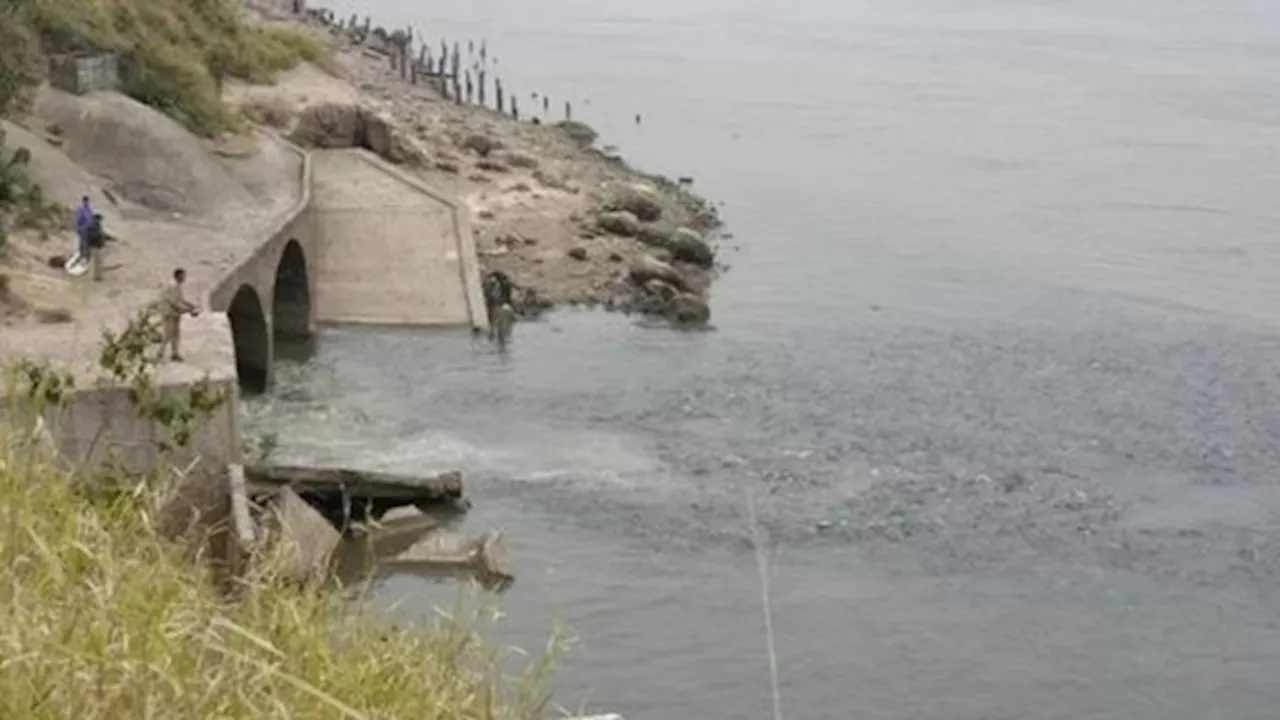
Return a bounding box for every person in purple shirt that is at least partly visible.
[74,196,94,261]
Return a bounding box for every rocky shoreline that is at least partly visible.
[249,5,724,325]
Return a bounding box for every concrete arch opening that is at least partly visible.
[228,284,269,394]
[272,239,312,340]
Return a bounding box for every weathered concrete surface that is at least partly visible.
[0,314,242,474]
[245,464,467,535]
[154,461,251,596]
[309,149,487,328]
[261,486,342,585]
[244,464,463,501]
[333,512,514,591]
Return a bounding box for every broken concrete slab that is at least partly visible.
[261,486,342,585]
[331,507,513,591]
[381,528,513,591]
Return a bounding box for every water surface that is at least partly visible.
[252,1,1280,717]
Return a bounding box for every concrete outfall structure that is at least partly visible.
[1,85,490,580]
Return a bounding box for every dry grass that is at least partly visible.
[0,396,559,719]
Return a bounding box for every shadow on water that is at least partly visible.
[274,333,318,363]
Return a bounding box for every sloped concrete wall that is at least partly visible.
[309,150,486,328]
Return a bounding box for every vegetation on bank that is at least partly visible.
[0,127,68,248]
[0,311,557,718]
[0,0,326,136]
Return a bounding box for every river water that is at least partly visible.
[248,0,1280,717]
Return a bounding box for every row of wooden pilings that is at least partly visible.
[302,5,577,124]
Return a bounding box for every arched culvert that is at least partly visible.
[272,239,312,340]
[228,284,269,394]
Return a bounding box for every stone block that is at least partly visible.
[48,53,120,95]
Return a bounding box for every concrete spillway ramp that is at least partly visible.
[308,149,486,328]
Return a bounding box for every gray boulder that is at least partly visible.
[597,210,640,237]
[629,254,687,290]
[668,293,711,325]
[605,184,663,222]
[290,103,426,165]
[667,227,714,267]
[643,278,678,301]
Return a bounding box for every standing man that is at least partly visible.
[86,213,107,281]
[73,196,94,266]
[493,302,516,350]
[481,270,514,340]
[158,268,198,362]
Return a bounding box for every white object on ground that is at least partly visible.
[64,251,89,276]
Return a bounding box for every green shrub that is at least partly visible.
[0,13,42,118]
[12,0,330,135]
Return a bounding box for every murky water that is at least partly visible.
[250,0,1280,717]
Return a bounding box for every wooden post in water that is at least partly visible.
[451,43,461,80]
[511,96,519,120]
[477,69,486,106]
[401,27,412,80]
[464,70,473,104]
[453,77,463,105]
[565,100,572,121]
[495,79,504,113]
[543,95,549,114]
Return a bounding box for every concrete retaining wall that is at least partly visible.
[34,375,241,477]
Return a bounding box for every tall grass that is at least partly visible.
[10,0,328,135]
[0,397,557,718]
